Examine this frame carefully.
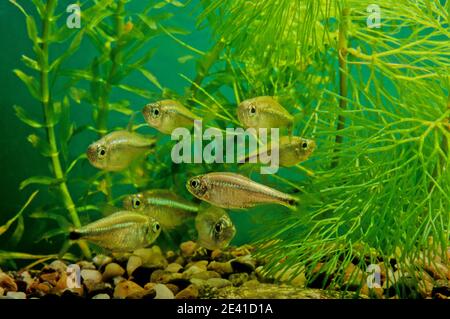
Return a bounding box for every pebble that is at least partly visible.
[112,276,127,286]
[40,271,60,286]
[127,255,143,277]
[0,273,18,292]
[77,261,96,270]
[229,273,249,286]
[230,255,256,273]
[113,281,146,299]
[166,263,183,273]
[154,283,175,299]
[182,265,204,278]
[84,282,113,296]
[432,279,449,297]
[190,278,207,288]
[150,270,174,284]
[93,255,112,268]
[92,293,110,299]
[81,269,102,284]
[134,247,168,269]
[175,284,199,299]
[275,267,306,287]
[190,271,221,281]
[6,291,26,299]
[206,278,232,289]
[342,263,365,289]
[180,241,198,257]
[208,261,233,275]
[49,260,67,273]
[360,284,384,298]
[102,263,125,281]
[165,283,180,295]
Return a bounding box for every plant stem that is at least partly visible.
[41,0,91,258]
[331,7,350,169]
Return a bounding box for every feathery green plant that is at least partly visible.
[195,0,449,294]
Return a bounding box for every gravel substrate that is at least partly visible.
[0,241,448,299]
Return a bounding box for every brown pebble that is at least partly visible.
[166,263,183,273]
[113,280,145,299]
[175,284,199,299]
[190,271,221,281]
[102,263,125,281]
[0,273,18,292]
[165,283,180,295]
[208,261,233,275]
[40,272,59,286]
[180,241,198,257]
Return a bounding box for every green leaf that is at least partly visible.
[0,190,38,236]
[13,69,41,100]
[0,250,77,263]
[21,55,40,71]
[178,55,194,64]
[139,68,163,90]
[38,228,68,242]
[9,216,24,246]
[13,105,43,128]
[19,176,62,191]
[27,134,53,157]
[47,101,62,127]
[116,84,154,99]
[109,100,133,115]
[29,211,71,229]
[30,0,45,17]
[69,87,88,104]
[26,15,40,43]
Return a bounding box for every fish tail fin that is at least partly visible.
[58,228,80,259]
[69,230,82,240]
[285,197,299,211]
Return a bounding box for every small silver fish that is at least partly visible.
[69,211,161,252]
[195,206,236,250]
[237,96,294,130]
[87,130,155,171]
[242,136,316,167]
[123,189,198,230]
[186,172,298,209]
[142,99,199,134]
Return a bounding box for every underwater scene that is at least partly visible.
[0,0,449,301]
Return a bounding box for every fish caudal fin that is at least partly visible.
[69,230,82,240]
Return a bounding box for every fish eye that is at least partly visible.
[132,197,141,209]
[97,147,107,158]
[302,142,308,149]
[190,179,200,188]
[214,222,223,234]
[152,222,160,233]
[248,104,257,116]
[152,107,161,118]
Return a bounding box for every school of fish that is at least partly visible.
[75,96,316,252]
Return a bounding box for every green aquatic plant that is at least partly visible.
[195,0,449,294]
[2,0,448,299]
[4,0,185,261]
